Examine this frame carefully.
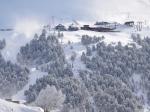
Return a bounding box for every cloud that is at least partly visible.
[0,0,150,25]
[138,0,150,7]
[14,18,42,38]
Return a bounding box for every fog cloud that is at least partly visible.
[0,0,150,26]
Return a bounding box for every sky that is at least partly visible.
[0,0,150,27]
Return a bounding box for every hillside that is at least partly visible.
[0,99,44,112]
[1,21,150,112]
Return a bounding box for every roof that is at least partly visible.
[125,21,134,24]
[95,21,110,25]
[56,24,65,27]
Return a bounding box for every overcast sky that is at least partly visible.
[0,0,150,27]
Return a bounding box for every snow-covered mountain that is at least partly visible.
[1,1,150,112]
[1,20,150,112]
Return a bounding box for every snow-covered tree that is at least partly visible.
[70,52,77,68]
[17,30,66,74]
[81,35,104,45]
[34,85,65,112]
[0,40,29,97]
[0,39,6,50]
[86,46,92,56]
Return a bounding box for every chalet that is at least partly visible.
[55,24,67,31]
[68,24,79,31]
[124,21,134,27]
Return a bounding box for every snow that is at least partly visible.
[1,21,150,111]
[12,68,48,101]
[144,108,150,112]
[61,25,150,78]
[62,27,135,77]
[62,28,134,78]
[1,33,31,63]
[61,24,150,80]
[61,26,150,112]
[0,31,34,63]
[131,73,150,112]
[0,26,48,103]
[63,30,132,45]
[64,44,86,78]
[0,20,42,63]
[62,32,87,78]
[0,99,44,112]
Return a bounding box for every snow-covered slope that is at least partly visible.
[60,26,150,112]
[12,68,48,101]
[1,22,150,112]
[0,99,44,112]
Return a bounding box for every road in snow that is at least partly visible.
[12,68,48,101]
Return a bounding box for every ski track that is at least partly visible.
[12,68,48,101]
[62,32,103,111]
[131,74,150,112]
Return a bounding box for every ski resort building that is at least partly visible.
[68,24,79,31]
[81,24,116,32]
[124,21,134,27]
[95,21,110,26]
[55,24,67,31]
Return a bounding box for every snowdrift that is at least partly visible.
[0,99,44,112]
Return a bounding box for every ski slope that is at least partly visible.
[12,68,48,101]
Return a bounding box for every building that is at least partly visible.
[68,24,79,31]
[95,21,110,26]
[81,25,91,30]
[55,24,67,31]
[81,24,116,32]
[124,21,134,27]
